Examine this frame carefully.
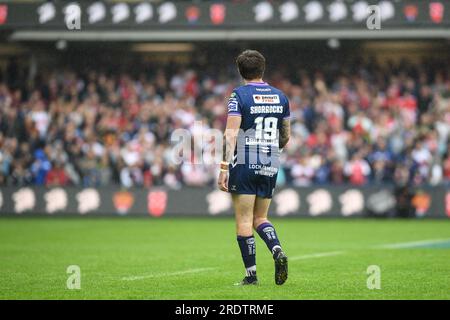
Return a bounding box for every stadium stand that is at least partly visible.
[0,55,449,188]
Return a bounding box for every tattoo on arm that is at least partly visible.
[223,129,239,163]
[222,133,232,163]
[279,119,291,149]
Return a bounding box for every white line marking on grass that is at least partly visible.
[375,238,450,249]
[121,267,216,281]
[120,238,450,282]
[290,251,345,261]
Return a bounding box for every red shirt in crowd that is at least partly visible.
[45,168,69,186]
[444,158,450,180]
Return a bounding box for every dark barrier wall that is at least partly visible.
[0,0,449,30]
[0,186,448,218]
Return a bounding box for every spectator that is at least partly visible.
[45,161,69,186]
[344,153,371,185]
[30,149,51,185]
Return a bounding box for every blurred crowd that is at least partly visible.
[0,55,449,188]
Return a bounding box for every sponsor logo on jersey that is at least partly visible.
[228,93,239,112]
[253,94,280,104]
[228,98,239,112]
[245,137,277,146]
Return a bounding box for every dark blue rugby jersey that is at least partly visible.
[227,82,290,165]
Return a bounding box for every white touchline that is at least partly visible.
[121,267,216,281]
[121,238,450,281]
[375,238,450,249]
[289,251,345,261]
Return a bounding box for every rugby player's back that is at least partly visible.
[226,81,290,198]
[228,81,290,159]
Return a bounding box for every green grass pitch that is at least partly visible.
[0,217,449,300]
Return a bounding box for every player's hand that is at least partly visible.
[218,170,229,192]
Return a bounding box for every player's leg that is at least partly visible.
[232,193,258,285]
[253,197,281,253]
[253,196,288,285]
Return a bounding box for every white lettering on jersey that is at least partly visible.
[250,105,284,114]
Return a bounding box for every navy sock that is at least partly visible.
[256,222,282,255]
[236,235,256,277]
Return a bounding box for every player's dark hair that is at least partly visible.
[236,50,266,80]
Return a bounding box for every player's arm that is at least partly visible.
[218,115,241,192]
[279,118,290,149]
[279,95,291,150]
[223,116,242,163]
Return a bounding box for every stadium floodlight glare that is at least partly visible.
[55,39,67,51]
[327,38,340,49]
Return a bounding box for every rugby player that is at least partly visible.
[218,50,291,286]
